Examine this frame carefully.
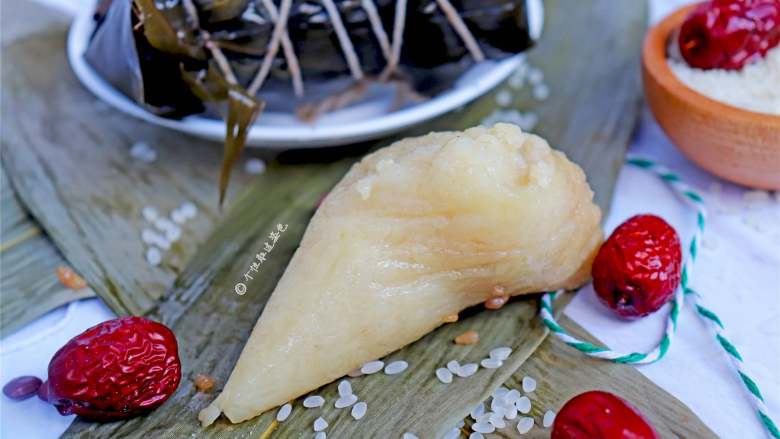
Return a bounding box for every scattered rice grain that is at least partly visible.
[469,433,484,439]
[338,380,352,397]
[384,360,408,375]
[472,421,495,434]
[141,206,158,222]
[164,226,182,242]
[436,368,453,384]
[456,363,479,378]
[313,417,328,431]
[276,403,292,422]
[314,433,326,439]
[470,403,485,420]
[517,416,534,434]
[492,386,509,399]
[495,90,513,107]
[351,401,367,420]
[361,360,384,374]
[490,347,512,361]
[505,389,522,404]
[179,201,197,219]
[489,412,506,429]
[335,394,358,408]
[303,395,325,408]
[522,376,537,393]
[532,84,550,101]
[446,360,461,374]
[515,396,531,414]
[527,68,544,85]
[480,358,502,369]
[146,247,162,266]
[543,410,556,428]
[245,158,267,175]
[402,433,419,439]
[130,142,157,163]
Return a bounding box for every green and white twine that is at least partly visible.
[539,155,779,438]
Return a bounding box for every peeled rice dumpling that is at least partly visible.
[199,123,603,426]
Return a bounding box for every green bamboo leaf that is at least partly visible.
[1,30,258,317]
[0,167,94,335]
[219,88,264,206]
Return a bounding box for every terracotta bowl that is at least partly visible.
[642,4,780,189]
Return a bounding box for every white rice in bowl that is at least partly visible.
[668,46,780,116]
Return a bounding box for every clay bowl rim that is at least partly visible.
[642,3,780,128]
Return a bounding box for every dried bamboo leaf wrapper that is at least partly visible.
[1,30,255,317]
[0,167,95,335]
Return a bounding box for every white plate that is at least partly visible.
[67,0,543,149]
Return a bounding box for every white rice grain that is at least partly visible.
[470,403,485,420]
[402,433,419,439]
[313,417,328,431]
[495,89,513,107]
[314,433,326,439]
[468,433,483,439]
[446,360,461,374]
[303,395,325,408]
[338,380,352,397]
[384,360,408,375]
[515,396,531,414]
[543,410,556,428]
[489,347,512,361]
[505,389,522,405]
[141,206,158,222]
[472,421,495,434]
[171,209,187,224]
[179,201,198,219]
[436,368,453,384]
[164,226,182,242]
[517,416,534,434]
[145,247,162,266]
[456,363,479,378]
[245,158,267,175]
[489,412,506,428]
[532,84,550,101]
[276,403,292,422]
[522,376,537,393]
[492,386,509,399]
[361,360,384,374]
[335,394,358,409]
[130,142,157,163]
[351,401,367,420]
[480,358,502,369]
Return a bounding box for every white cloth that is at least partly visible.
[2,1,778,438]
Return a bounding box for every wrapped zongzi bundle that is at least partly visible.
[85,0,537,200]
